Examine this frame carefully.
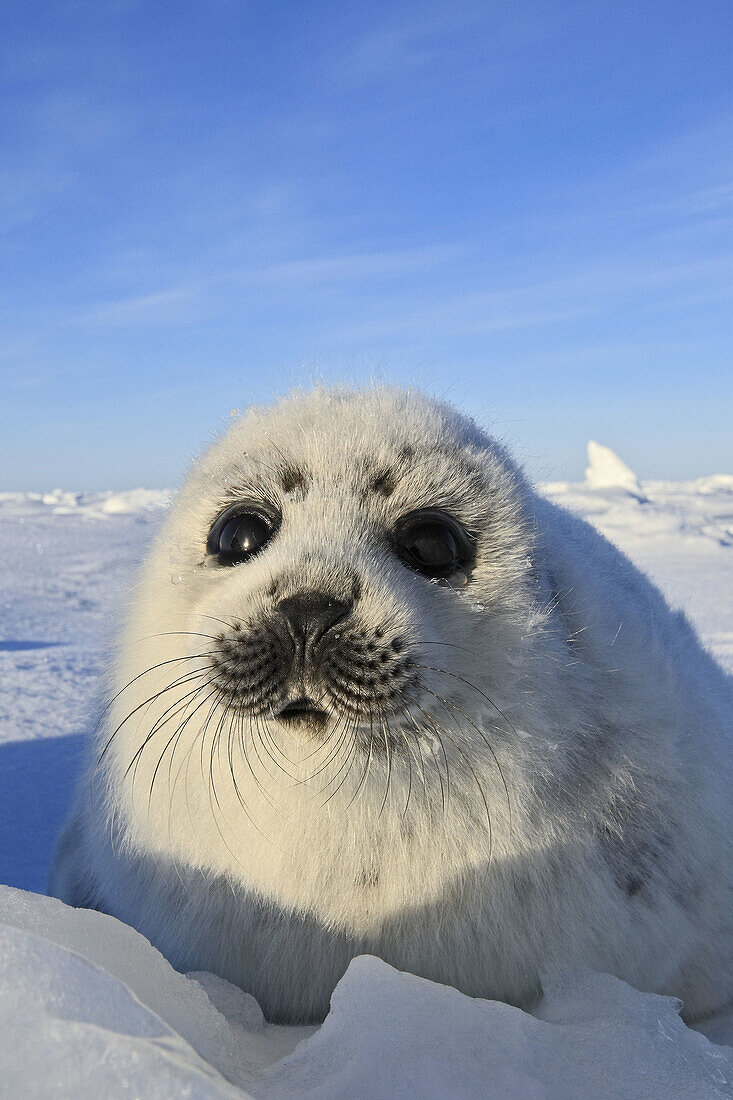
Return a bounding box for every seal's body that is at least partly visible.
[51,388,733,1023]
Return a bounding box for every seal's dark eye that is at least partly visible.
[393,509,473,578]
[207,504,278,566]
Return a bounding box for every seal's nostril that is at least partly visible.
[276,592,351,649]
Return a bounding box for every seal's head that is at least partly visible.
[106,387,553,905]
[182,389,530,737]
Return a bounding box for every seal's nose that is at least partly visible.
[276,592,351,652]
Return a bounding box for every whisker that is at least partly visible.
[315,680,370,801]
[378,718,393,818]
[163,682,222,844]
[93,664,212,798]
[256,712,305,781]
[337,727,374,820]
[420,681,513,833]
[199,612,239,632]
[307,706,355,794]
[209,698,238,839]
[398,706,433,822]
[138,678,218,810]
[388,714,413,821]
[410,704,451,811]
[226,704,280,847]
[414,661,517,737]
[404,706,447,817]
[318,716,360,808]
[239,711,280,812]
[138,630,220,644]
[196,696,247,891]
[100,651,214,719]
[128,679,217,813]
[250,711,295,792]
[199,692,233,839]
[413,699,493,865]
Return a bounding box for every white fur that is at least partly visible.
[51,387,733,1024]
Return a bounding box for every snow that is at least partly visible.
[0,886,254,1092]
[542,464,733,673]
[0,487,170,518]
[0,445,732,1097]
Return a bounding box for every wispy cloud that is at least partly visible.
[339,1,514,84]
[71,288,200,327]
[65,245,463,328]
[327,253,733,344]
[0,165,75,233]
[0,89,135,233]
[233,245,462,287]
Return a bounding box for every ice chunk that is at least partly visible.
[585,441,645,498]
[264,956,733,1100]
[0,920,248,1098]
[0,885,253,1091]
[99,488,171,514]
[189,971,266,1032]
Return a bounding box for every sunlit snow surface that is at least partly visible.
[0,454,732,1098]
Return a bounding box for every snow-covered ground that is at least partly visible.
[0,446,732,1097]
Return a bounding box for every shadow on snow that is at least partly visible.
[0,734,86,894]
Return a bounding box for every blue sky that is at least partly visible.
[2,0,732,490]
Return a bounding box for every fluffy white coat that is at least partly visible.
[51,387,733,1023]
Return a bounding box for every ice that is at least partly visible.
[584,440,645,497]
[1,893,731,1099]
[0,456,732,1096]
[0,886,256,1092]
[189,971,266,1033]
[265,957,733,1099]
[0,919,245,1099]
[100,488,172,515]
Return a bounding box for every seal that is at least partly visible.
[50,386,733,1024]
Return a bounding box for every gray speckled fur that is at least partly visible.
[50,387,733,1023]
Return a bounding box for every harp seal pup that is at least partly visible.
[50,386,733,1024]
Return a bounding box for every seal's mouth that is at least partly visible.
[276,696,329,732]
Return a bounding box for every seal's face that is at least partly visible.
[111,388,539,886]
[204,501,475,738]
